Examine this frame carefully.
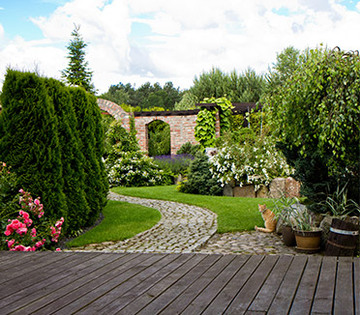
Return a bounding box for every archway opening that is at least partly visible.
[147,120,170,157]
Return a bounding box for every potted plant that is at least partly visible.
[293,208,322,253]
[273,195,298,246]
[323,183,360,256]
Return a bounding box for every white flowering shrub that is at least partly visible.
[106,151,173,187]
[209,136,293,190]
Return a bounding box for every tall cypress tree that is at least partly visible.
[61,25,95,93]
[0,70,67,222]
[45,78,90,231]
[70,87,106,225]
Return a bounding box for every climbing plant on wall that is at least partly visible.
[194,96,234,147]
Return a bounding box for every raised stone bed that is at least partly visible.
[223,177,301,199]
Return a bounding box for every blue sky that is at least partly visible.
[0,0,360,93]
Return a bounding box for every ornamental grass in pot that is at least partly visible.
[322,183,360,256]
[293,209,322,253]
[273,196,298,246]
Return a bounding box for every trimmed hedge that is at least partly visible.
[0,70,108,233]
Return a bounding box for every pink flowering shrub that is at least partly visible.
[1,189,63,251]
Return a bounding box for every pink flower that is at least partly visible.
[16,226,27,235]
[11,245,26,251]
[2,162,6,167]
[31,228,36,238]
[7,239,15,249]
[4,229,11,236]
[56,248,61,252]
[34,199,40,206]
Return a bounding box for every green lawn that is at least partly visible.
[66,199,161,247]
[112,185,276,233]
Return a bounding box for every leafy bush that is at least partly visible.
[106,151,173,187]
[148,120,170,156]
[176,142,202,156]
[153,154,194,176]
[264,46,360,207]
[209,136,293,189]
[0,162,19,220]
[178,153,222,196]
[0,189,64,251]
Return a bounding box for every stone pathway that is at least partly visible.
[70,192,314,255]
[71,191,217,253]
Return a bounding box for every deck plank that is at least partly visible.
[311,256,337,314]
[160,254,240,314]
[0,252,91,302]
[0,252,359,315]
[74,253,193,314]
[190,255,262,315]
[355,258,360,315]
[33,253,166,315]
[248,255,293,313]
[117,254,213,315]
[7,253,139,314]
[267,255,308,315]
[225,255,279,314]
[104,254,220,314]
[334,257,354,315]
[289,255,322,315]
[173,255,249,315]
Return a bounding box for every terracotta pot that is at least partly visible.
[281,225,296,247]
[294,229,322,253]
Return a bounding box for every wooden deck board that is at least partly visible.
[334,257,354,315]
[311,256,337,314]
[0,252,359,315]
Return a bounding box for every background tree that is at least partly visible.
[148,121,170,156]
[264,46,360,209]
[62,25,95,93]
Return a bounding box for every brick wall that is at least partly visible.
[97,99,221,155]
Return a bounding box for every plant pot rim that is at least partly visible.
[294,228,322,236]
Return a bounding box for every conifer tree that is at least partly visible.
[0,70,67,222]
[70,87,106,225]
[45,78,90,231]
[61,25,95,93]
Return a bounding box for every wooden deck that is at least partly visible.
[0,252,359,314]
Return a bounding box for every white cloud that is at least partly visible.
[1,0,360,93]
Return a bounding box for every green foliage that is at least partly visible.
[203,97,234,134]
[153,154,194,176]
[104,120,140,158]
[194,107,217,147]
[61,25,95,93]
[176,142,203,156]
[191,67,266,103]
[70,87,108,226]
[178,153,222,196]
[106,151,173,187]
[148,120,170,156]
[265,46,360,206]
[210,135,293,189]
[0,162,19,220]
[99,81,183,111]
[66,199,161,247]
[0,69,68,224]
[174,91,198,110]
[45,78,90,232]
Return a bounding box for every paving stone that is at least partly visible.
[69,192,323,256]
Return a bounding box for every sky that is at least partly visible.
[0,0,360,94]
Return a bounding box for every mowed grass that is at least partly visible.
[66,200,161,247]
[112,185,276,233]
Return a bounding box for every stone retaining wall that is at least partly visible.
[223,177,301,198]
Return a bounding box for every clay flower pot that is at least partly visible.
[294,228,322,253]
[281,225,296,247]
